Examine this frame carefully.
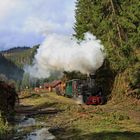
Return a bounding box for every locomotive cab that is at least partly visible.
[65,79,81,98]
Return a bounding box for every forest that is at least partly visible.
[74,0,140,99]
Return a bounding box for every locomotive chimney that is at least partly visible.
[89,73,96,79]
[88,73,96,88]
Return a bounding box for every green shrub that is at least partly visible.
[129,63,140,89]
[0,113,9,138]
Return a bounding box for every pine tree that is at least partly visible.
[74,0,140,71]
[21,73,30,89]
[74,0,140,98]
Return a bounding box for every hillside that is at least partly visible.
[0,45,39,82]
[1,45,39,69]
[1,46,30,54]
[0,53,23,81]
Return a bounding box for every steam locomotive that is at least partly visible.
[56,73,105,105]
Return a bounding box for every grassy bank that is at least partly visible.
[19,91,140,140]
[0,114,13,140]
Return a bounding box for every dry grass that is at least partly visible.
[0,114,13,139]
[18,91,140,140]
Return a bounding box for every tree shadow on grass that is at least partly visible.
[33,102,58,110]
[19,93,41,99]
[80,131,140,140]
[51,128,140,140]
[16,100,63,118]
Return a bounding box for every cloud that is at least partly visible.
[0,0,21,21]
[0,30,44,50]
[0,0,76,50]
[21,0,76,35]
[23,17,73,36]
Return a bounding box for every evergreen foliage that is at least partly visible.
[63,71,87,81]
[0,45,39,90]
[0,54,24,81]
[74,0,140,98]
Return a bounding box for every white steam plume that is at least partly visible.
[25,32,105,78]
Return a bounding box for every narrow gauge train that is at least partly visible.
[56,74,105,105]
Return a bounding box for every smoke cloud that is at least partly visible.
[25,32,105,78]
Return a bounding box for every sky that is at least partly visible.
[0,0,76,51]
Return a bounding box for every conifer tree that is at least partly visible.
[74,0,140,71]
[74,0,140,98]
